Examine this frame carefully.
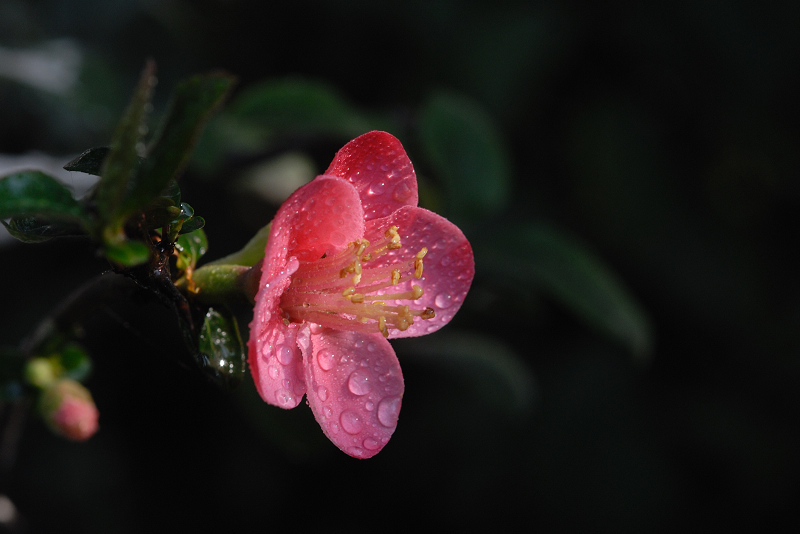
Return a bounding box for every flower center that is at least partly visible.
[280,226,435,337]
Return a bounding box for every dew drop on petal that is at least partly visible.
[434,293,453,309]
[367,343,377,353]
[317,386,329,401]
[340,410,364,434]
[365,401,374,411]
[369,180,386,195]
[363,438,380,451]
[275,389,296,407]
[392,182,412,202]
[277,344,294,365]
[268,365,279,380]
[349,447,366,458]
[377,397,401,428]
[347,369,372,396]
[317,349,336,371]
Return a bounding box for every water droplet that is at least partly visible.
[440,255,452,267]
[277,344,294,365]
[323,406,332,418]
[309,323,323,334]
[354,338,365,349]
[377,397,401,427]
[275,389,296,407]
[365,401,375,411]
[392,182,412,202]
[330,422,340,434]
[367,343,377,353]
[434,293,453,309]
[348,369,372,395]
[317,386,329,401]
[268,365,279,379]
[340,410,363,434]
[363,438,380,450]
[349,446,366,457]
[369,180,386,195]
[317,349,336,371]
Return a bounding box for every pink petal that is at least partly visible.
[301,326,404,458]
[269,175,365,264]
[364,205,475,338]
[248,293,306,408]
[324,131,419,221]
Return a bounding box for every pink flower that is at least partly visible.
[248,131,474,458]
[40,379,99,441]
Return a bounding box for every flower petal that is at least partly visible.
[301,326,404,459]
[324,130,419,221]
[248,301,306,409]
[365,205,475,338]
[270,175,365,263]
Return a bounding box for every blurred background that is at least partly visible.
[2,0,799,532]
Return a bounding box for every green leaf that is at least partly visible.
[104,238,151,266]
[228,78,371,141]
[178,215,205,235]
[198,306,245,390]
[0,171,88,223]
[480,222,653,359]
[142,198,182,231]
[3,216,87,243]
[161,179,181,206]
[417,92,512,221]
[174,228,208,273]
[63,147,111,176]
[95,60,156,230]
[127,72,234,217]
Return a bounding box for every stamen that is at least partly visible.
[280,224,436,336]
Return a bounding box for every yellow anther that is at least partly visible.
[350,293,365,304]
[355,239,369,256]
[411,284,424,299]
[362,253,373,261]
[391,269,401,285]
[396,318,410,331]
[420,307,435,320]
[414,258,424,278]
[342,287,356,297]
[378,316,388,337]
[416,247,428,260]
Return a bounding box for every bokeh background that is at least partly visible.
[2,0,799,532]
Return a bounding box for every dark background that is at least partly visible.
[2,1,799,532]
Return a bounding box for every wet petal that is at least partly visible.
[301,326,404,459]
[270,175,364,263]
[248,314,306,408]
[324,130,418,221]
[364,205,474,338]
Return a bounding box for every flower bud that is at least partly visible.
[39,379,99,441]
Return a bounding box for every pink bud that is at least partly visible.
[39,379,99,441]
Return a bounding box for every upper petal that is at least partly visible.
[269,175,365,264]
[364,205,475,338]
[300,326,404,459]
[324,131,419,221]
